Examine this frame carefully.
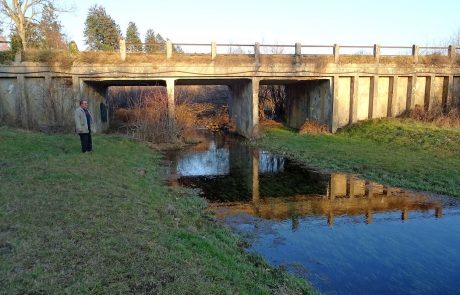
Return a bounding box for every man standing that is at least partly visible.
[74,100,93,153]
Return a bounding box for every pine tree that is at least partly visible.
[84,5,121,51]
[144,29,156,53]
[125,22,142,52]
[38,3,66,49]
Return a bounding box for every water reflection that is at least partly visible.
[165,131,460,295]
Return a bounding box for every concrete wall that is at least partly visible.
[0,78,18,124]
[285,79,331,129]
[454,77,460,107]
[393,76,409,116]
[0,60,459,136]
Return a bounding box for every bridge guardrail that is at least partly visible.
[1,38,458,64]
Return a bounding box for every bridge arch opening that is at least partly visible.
[259,79,332,131]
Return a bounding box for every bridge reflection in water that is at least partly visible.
[167,132,443,226]
[166,132,460,295]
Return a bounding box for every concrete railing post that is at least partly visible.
[333,44,340,63]
[254,42,260,65]
[119,38,126,61]
[448,45,456,63]
[412,45,419,63]
[374,44,381,63]
[295,42,301,55]
[211,41,217,60]
[14,51,22,63]
[295,42,301,64]
[166,41,173,59]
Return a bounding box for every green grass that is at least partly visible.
[0,127,314,294]
[256,118,460,197]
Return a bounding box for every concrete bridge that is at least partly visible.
[0,41,459,137]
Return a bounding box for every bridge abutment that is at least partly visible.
[229,78,260,138]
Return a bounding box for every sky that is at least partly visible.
[8,0,460,49]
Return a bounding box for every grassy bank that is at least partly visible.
[0,128,314,294]
[257,119,460,197]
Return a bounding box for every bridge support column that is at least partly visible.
[332,75,339,132]
[388,76,397,117]
[165,78,176,122]
[447,75,454,109]
[16,74,30,128]
[72,76,81,106]
[229,78,259,138]
[407,75,417,110]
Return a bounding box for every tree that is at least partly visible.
[38,3,66,49]
[0,0,66,50]
[125,21,142,52]
[144,28,157,53]
[83,5,121,51]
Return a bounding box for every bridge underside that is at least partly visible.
[81,77,333,137]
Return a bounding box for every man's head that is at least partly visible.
[80,100,89,110]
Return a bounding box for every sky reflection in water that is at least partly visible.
[166,132,460,295]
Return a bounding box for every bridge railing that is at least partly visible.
[1,38,459,64]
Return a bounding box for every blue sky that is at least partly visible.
[35,0,460,48]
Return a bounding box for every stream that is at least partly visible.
[164,131,460,295]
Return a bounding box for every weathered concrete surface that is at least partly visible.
[0,56,459,136]
[229,79,259,137]
[285,80,331,129]
[0,78,18,124]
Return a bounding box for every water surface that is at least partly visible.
[165,131,460,295]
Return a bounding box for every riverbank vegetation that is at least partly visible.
[257,118,460,197]
[0,127,314,294]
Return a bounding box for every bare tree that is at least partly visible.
[0,0,68,50]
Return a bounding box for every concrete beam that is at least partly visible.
[17,74,29,128]
[331,75,339,132]
[447,75,454,109]
[349,75,359,124]
[388,75,397,117]
[407,75,416,110]
[72,76,81,106]
[425,75,434,111]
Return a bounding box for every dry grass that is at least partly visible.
[339,54,375,64]
[299,120,329,134]
[379,56,414,66]
[402,104,460,128]
[15,49,460,68]
[419,53,451,65]
[110,86,232,143]
[22,49,75,69]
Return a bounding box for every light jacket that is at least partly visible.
[74,107,93,134]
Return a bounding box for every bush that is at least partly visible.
[0,51,15,64]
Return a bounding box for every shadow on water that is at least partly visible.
[164,131,460,295]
